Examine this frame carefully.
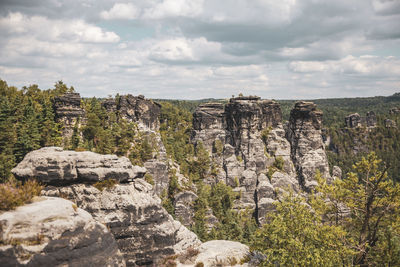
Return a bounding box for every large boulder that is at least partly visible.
[11,147,146,185]
[0,197,125,266]
[42,179,201,266]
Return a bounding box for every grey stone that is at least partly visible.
[0,197,125,267]
[12,147,146,184]
[42,180,201,266]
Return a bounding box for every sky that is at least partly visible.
[0,0,399,99]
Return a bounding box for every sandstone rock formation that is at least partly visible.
[102,95,169,196]
[345,111,377,128]
[43,180,201,266]
[12,147,146,185]
[0,197,125,266]
[102,94,161,131]
[53,92,86,141]
[177,240,249,267]
[13,147,201,266]
[287,101,331,190]
[191,96,332,223]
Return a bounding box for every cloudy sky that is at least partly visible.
[0,0,399,99]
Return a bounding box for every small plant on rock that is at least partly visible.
[0,179,43,211]
[93,179,118,191]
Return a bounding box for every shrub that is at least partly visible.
[93,179,118,191]
[144,173,154,185]
[195,262,204,267]
[0,179,43,211]
[273,156,285,171]
[213,139,224,155]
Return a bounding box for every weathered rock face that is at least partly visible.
[15,147,201,266]
[191,96,305,223]
[287,101,331,190]
[345,112,377,128]
[345,113,362,128]
[176,240,250,267]
[174,191,198,227]
[102,95,169,196]
[11,147,146,185]
[102,94,161,131]
[192,103,226,152]
[53,92,86,141]
[43,180,201,266]
[0,197,125,267]
[366,111,377,127]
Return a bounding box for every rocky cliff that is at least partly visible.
[53,92,86,142]
[102,95,169,196]
[191,97,331,223]
[102,94,161,131]
[11,148,201,267]
[286,101,331,190]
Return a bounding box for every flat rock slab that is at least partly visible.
[0,196,125,266]
[12,147,146,185]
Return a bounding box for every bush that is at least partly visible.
[144,173,154,185]
[0,180,43,211]
[273,156,284,171]
[93,179,118,191]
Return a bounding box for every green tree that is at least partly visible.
[252,193,353,267]
[315,152,400,266]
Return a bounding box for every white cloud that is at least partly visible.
[0,12,120,43]
[100,3,139,20]
[149,37,221,62]
[143,0,204,19]
[289,55,400,76]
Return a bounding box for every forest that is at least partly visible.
[1,79,400,266]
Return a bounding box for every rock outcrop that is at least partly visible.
[0,197,125,266]
[102,94,161,131]
[13,147,201,266]
[191,97,333,223]
[287,101,331,190]
[177,240,249,267]
[12,147,146,185]
[102,95,169,196]
[43,180,200,266]
[53,92,86,141]
[345,111,377,128]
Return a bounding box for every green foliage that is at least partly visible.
[93,179,118,191]
[261,127,272,145]
[0,80,64,182]
[213,139,223,156]
[144,173,154,185]
[252,193,353,267]
[273,156,284,171]
[0,180,43,210]
[314,153,400,266]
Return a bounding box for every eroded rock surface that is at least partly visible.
[177,240,250,267]
[0,197,125,267]
[11,147,146,184]
[42,180,201,266]
[191,97,331,223]
[53,92,86,141]
[102,95,169,196]
[287,101,331,190]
